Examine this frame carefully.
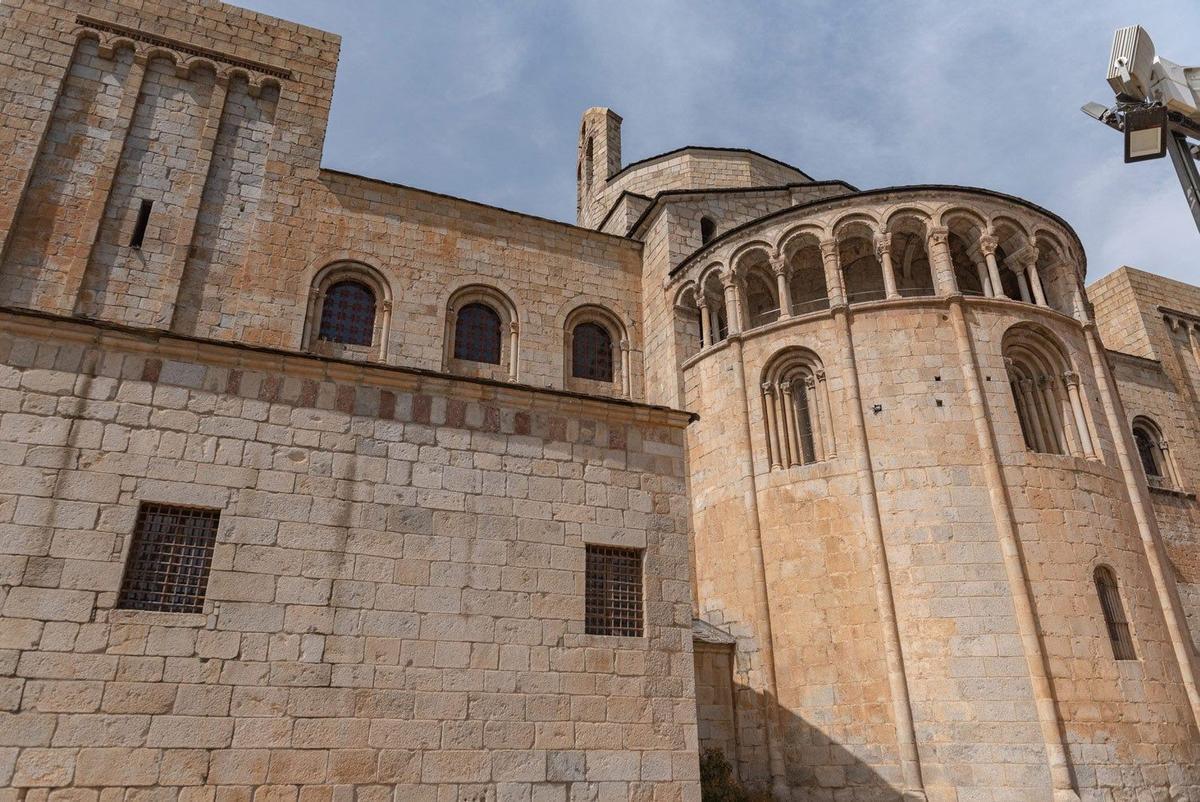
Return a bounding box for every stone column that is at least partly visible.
[927,225,958,296]
[979,235,1005,299]
[1020,248,1047,306]
[508,320,520,381]
[817,369,836,457]
[1018,379,1048,452]
[875,233,899,299]
[723,275,742,336]
[166,75,230,330]
[620,338,632,398]
[1187,323,1200,377]
[63,54,149,314]
[1084,323,1200,724]
[377,299,392,363]
[820,238,845,307]
[762,383,782,470]
[1063,371,1094,458]
[832,306,926,798]
[973,258,993,297]
[947,297,1081,801]
[1014,265,1033,304]
[779,380,799,467]
[697,297,712,349]
[1037,377,1068,454]
[771,255,792,318]
[728,336,790,795]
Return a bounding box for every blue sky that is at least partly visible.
[238,0,1199,284]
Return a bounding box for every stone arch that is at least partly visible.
[733,243,777,330]
[302,260,393,362]
[1032,230,1076,314]
[759,346,835,468]
[834,216,885,304]
[990,216,1034,301]
[563,303,631,396]
[779,228,829,316]
[1002,323,1095,458]
[884,211,935,297]
[699,268,729,345]
[942,208,990,297]
[673,281,704,361]
[444,283,520,381]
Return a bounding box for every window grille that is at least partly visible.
[585,545,643,637]
[319,280,376,346]
[454,302,503,364]
[793,379,817,464]
[1133,428,1162,479]
[572,322,614,382]
[118,503,219,613]
[1094,566,1136,660]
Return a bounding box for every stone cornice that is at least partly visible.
[0,307,695,428]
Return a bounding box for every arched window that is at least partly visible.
[1003,325,1096,458]
[445,285,519,381]
[572,322,613,382]
[454,302,503,364]
[1094,566,1136,660]
[700,217,716,245]
[304,262,391,361]
[1132,417,1178,489]
[318,280,376,346]
[564,305,630,396]
[760,348,834,469]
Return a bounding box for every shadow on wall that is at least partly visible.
[705,681,905,801]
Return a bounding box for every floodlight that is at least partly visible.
[1124,106,1168,162]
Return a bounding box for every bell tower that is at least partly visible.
[576,107,622,228]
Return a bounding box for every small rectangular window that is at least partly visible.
[118,503,219,613]
[129,199,153,249]
[585,544,643,637]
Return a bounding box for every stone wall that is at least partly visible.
[0,0,646,403]
[1091,267,1200,654]
[0,308,700,801]
[681,295,1200,800]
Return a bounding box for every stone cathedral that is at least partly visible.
[1,1,1199,801]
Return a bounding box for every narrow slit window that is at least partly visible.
[118,503,220,613]
[130,199,153,249]
[1094,566,1136,660]
[585,545,643,637]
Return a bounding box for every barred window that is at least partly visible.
[1094,566,1136,660]
[118,503,220,613]
[572,322,613,382]
[585,545,643,637]
[319,280,376,346]
[454,302,503,364]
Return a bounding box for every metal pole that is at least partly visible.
[1166,129,1200,233]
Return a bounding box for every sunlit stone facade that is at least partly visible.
[0,2,1198,801]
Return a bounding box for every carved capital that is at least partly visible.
[819,239,839,263]
[770,254,789,277]
[1003,356,1018,374]
[779,380,793,395]
[1062,370,1080,387]
[380,300,393,314]
[978,234,998,257]
[803,375,817,391]
[874,233,892,260]
[509,320,519,335]
[815,369,826,383]
[926,226,950,248]
[1014,245,1040,268]
[761,382,775,396]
